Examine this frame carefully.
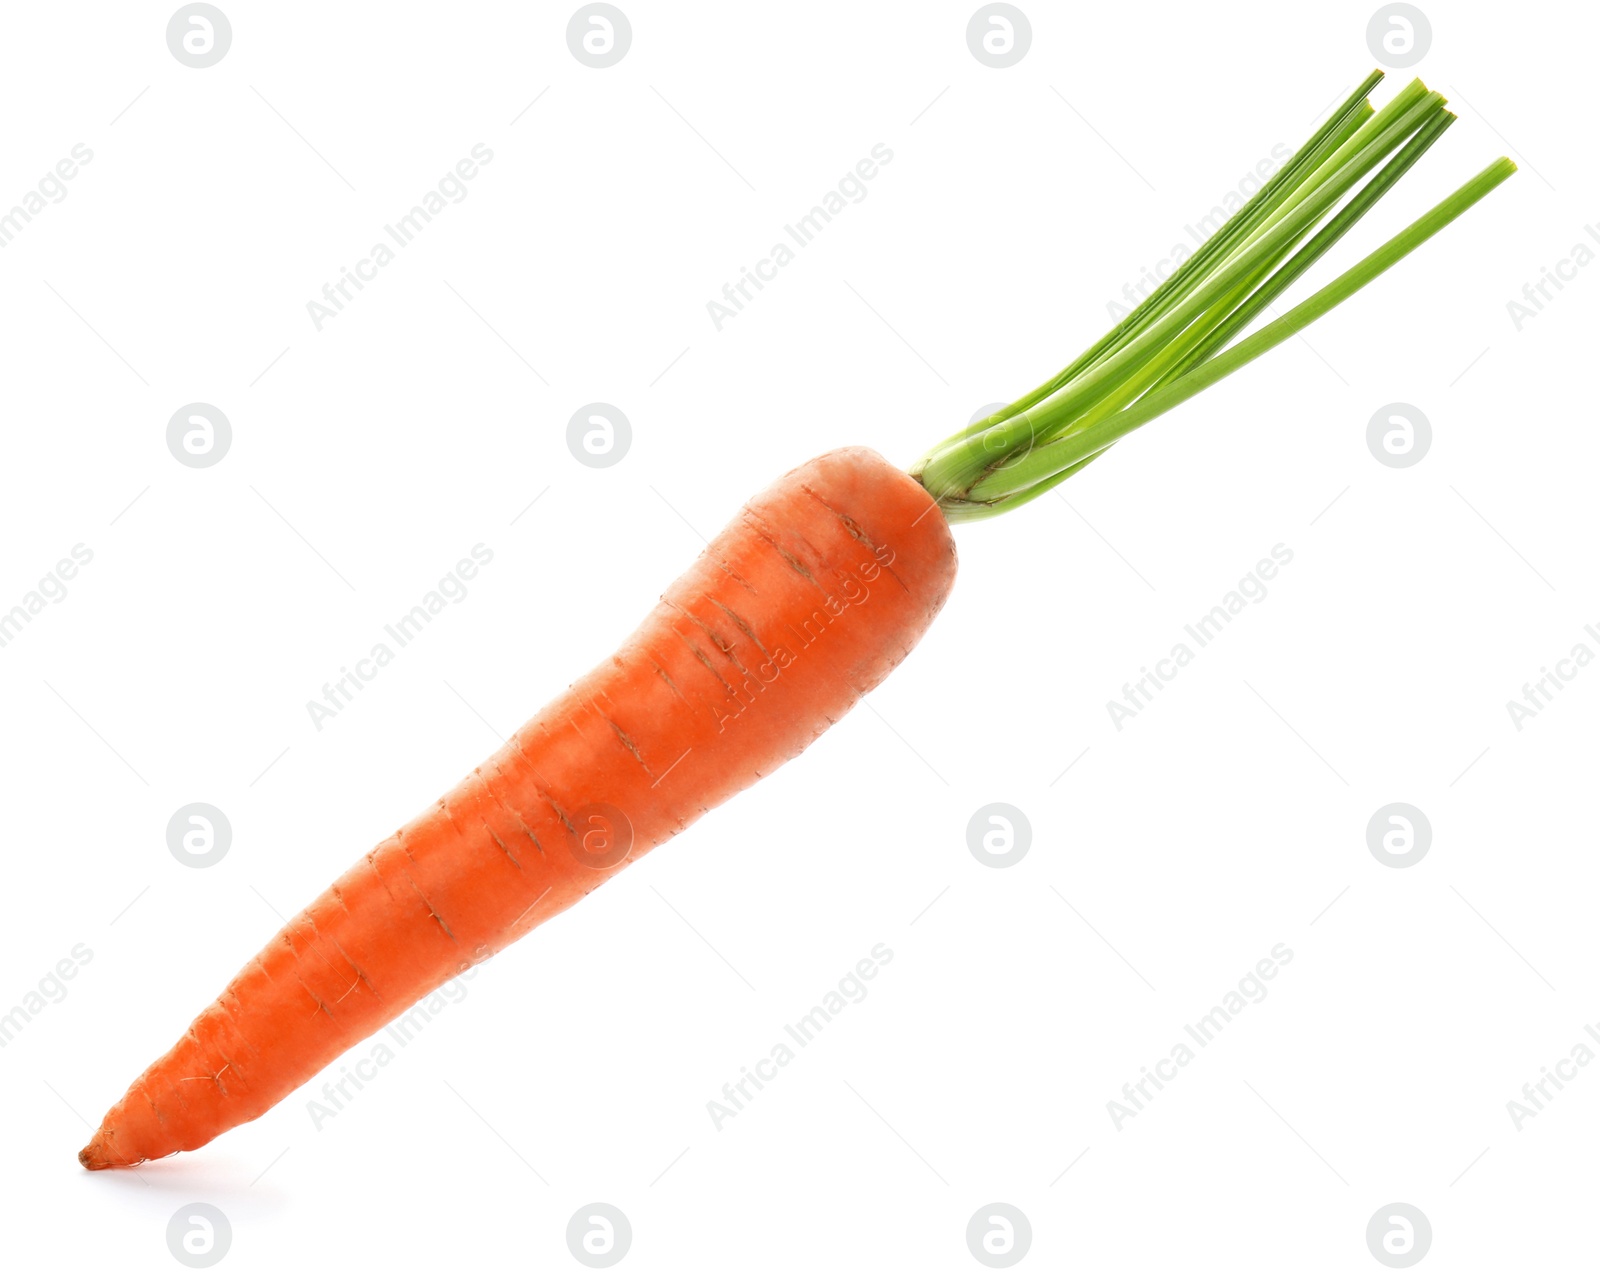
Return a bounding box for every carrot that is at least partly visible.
[83,70,1515,1168]
[79,448,957,1168]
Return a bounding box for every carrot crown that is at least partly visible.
[913,70,1515,522]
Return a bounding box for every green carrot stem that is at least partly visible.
[911,71,1385,474]
[1153,107,1457,389]
[951,156,1516,513]
[920,91,1448,500]
[1225,76,1431,262]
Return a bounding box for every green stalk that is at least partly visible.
[949,157,1516,515]
[958,91,1446,468]
[911,71,1385,475]
[919,90,1449,500]
[1153,107,1457,389]
[1224,76,1431,262]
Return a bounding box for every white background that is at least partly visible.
[0,1,1593,1268]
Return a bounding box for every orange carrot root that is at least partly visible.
[80,447,957,1168]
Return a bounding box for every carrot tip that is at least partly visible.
[78,1133,127,1171]
[79,1131,153,1170]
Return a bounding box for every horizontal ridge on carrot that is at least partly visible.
[81,69,1514,1168]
